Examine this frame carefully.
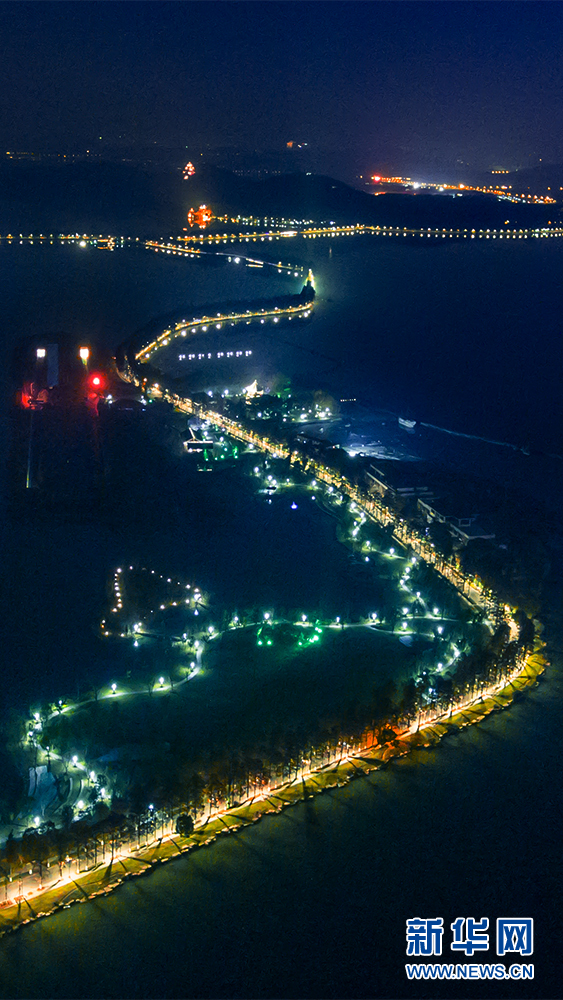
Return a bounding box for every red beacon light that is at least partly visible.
[87,372,107,393]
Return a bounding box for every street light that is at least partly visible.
[79,347,90,363]
[36,348,46,359]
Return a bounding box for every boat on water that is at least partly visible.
[398,416,417,431]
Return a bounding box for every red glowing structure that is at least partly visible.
[187,204,213,228]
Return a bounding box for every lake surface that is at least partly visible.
[1,235,562,998]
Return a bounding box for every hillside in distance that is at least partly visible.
[0,158,560,234]
[188,166,561,229]
[472,162,563,200]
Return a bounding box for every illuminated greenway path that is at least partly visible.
[2,220,563,251]
[147,222,563,245]
[146,379,501,628]
[124,240,534,654]
[129,317,521,635]
[135,288,314,364]
[0,224,548,926]
[123,301,540,742]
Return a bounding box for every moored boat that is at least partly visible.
[398,416,417,431]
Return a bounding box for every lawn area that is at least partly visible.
[41,624,417,772]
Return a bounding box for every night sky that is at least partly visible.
[2,1,563,172]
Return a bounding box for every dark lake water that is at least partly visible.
[1,236,562,998]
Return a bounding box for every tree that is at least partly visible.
[376,726,397,746]
[515,610,535,651]
[399,679,418,722]
[269,373,292,398]
[183,771,205,818]
[60,804,74,830]
[175,813,194,837]
[206,768,227,814]
[428,521,454,561]
[313,389,339,415]
[3,832,21,879]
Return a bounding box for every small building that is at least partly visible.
[418,496,495,542]
[365,461,436,501]
[183,429,214,453]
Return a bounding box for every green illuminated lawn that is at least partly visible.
[41,623,416,784]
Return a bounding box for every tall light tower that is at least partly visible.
[35,344,59,389]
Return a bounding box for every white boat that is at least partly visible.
[398,416,417,430]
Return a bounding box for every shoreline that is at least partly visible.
[0,646,546,939]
